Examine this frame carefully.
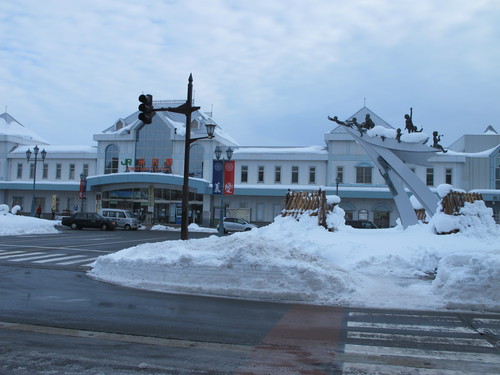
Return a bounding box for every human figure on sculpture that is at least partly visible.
[432,131,447,153]
[363,114,375,130]
[328,116,347,126]
[328,115,366,136]
[347,117,366,136]
[404,107,415,133]
[396,128,402,143]
[404,107,423,133]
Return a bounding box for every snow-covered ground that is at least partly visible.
[90,192,499,312]
[0,204,59,236]
[1,198,499,312]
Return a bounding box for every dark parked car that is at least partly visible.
[61,212,116,231]
[345,220,378,229]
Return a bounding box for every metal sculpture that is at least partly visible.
[328,112,442,228]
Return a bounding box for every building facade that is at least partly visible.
[1,106,499,227]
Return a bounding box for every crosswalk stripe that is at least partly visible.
[347,331,494,348]
[347,320,476,333]
[33,255,89,264]
[9,253,65,262]
[57,256,92,265]
[0,251,44,259]
[344,343,500,363]
[0,250,97,267]
[81,258,98,267]
[342,362,500,375]
[343,311,500,374]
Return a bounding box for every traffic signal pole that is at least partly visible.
[138,74,202,240]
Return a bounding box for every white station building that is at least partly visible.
[1,106,499,227]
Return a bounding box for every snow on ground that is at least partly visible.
[89,200,500,312]
[1,200,499,312]
[0,204,59,235]
[151,223,218,233]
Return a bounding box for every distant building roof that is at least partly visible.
[0,112,49,144]
[328,106,393,135]
[484,125,497,134]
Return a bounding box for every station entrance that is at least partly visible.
[101,187,204,225]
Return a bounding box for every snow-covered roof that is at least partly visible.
[0,112,49,144]
[483,125,497,135]
[9,145,97,154]
[101,106,239,146]
[234,145,327,155]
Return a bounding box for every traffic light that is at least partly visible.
[138,94,154,124]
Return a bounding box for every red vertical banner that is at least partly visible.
[224,160,235,195]
[79,179,87,199]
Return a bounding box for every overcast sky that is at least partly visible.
[1,0,499,147]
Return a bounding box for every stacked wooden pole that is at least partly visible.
[282,189,329,228]
[440,192,483,215]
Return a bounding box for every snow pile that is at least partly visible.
[89,212,500,311]
[429,185,497,235]
[0,204,59,235]
[366,125,430,143]
[432,250,500,310]
[151,223,218,233]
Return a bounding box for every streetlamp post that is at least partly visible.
[25,145,47,217]
[336,176,341,196]
[213,145,234,236]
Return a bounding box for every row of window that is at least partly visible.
[240,165,319,184]
[238,165,453,186]
[17,163,89,180]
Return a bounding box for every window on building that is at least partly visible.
[67,197,75,212]
[105,144,119,174]
[17,163,22,179]
[356,166,372,184]
[344,210,353,221]
[258,166,264,183]
[83,163,89,177]
[241,165,248,183]
[292,166,299,184]
[189,144,204,177]
[445,168,453,185]
[373,206,391,228]
[42,164,48,179]
[135,120,173,173]
[336,166,344,183]
[309,166,316,184]
[358,209,368,221]
[29,163,35,179]
[53,196,60,213]
[275,166,281,183]
[495,154,500,189]
[426,168,434,186]
[69,164,75,180]
[56,164,62,179]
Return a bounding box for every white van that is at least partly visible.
[101,209,139,231]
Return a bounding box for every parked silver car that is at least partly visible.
[101,209,139,230]
[217,217,257,233]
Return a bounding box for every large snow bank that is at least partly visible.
[89,212,500,311]
[0,204,59,235]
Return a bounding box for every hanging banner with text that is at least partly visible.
[79,179,87,199]
[224,160,235,195]
[212,160,223,195]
